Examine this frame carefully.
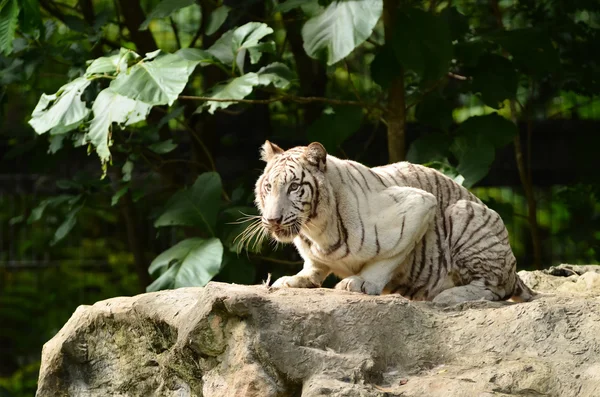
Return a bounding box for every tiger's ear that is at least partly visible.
[305,142,327,171]
[260,140,284,162]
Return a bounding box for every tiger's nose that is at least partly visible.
[265,216,283,226]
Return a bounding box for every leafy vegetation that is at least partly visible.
[1,0,599,395]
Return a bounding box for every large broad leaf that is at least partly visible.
[51,203,83,246]
[149,139,178,154]
[302,0,383,65]
[275,0,317,13]
[370,43,402,90]
[28,195,75,223]
[456,114,517,148]
[147,237,224,291]
[0,0,19,55]
[206,22,274,73]
[201,73,260,114]
[85,48,139,76]
[140,0,196,30]
[391,8,453,81]
[471,54,518,108]
[155,172,222,235]
[406,132,453,164]
[257,62,295,89]
[110,52,200,106]
[87,88,152,163]
[176,48,218,66]
[451,114,517,187]
[488,28,560,75]
[29,77,91,135]
[19,0,42,35]
[306,106,363,153]
[415,95,454,131]
[205,5,230,36]
[450,135,495,189]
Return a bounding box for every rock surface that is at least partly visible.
[37,267,600,397]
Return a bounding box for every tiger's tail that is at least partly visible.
[510,275,537,302]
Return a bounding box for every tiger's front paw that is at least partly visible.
[335,276,382,295]
[271,275,319,289]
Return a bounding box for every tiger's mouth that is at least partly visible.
[267,223,302,243]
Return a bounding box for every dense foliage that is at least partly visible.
[1,0,599,395]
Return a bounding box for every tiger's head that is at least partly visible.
[254,140,328,243]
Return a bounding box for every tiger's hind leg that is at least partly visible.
[434,199,524,304]
[432,280,506,304]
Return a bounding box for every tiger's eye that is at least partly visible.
[265,183,272,192]
[289,182,299,192]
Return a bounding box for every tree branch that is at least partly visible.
[178,93,386,113]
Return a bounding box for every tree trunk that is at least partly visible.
[383,0,406,163]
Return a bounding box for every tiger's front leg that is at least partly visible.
[271,259,331,289]
[335,186,437,295]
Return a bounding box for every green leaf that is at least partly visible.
[20,0,42,35]
[0,0,19,55]
[391,8,453,81]
[140,0,196,30]
[450,114,518,187]
[206,30,235,65]
[87,88,152,163]
[29,77,91,135]
[441,6,469,41]
[175,238,223,288]
[471,54,518,108]
[28,195,73,223]
[407,132,452,164]
[85,48,139,76]
[155,172,223,235]
[147,238,224,291]
[456,114,517,148]
[370,43,402,90]
[111,185,129,206]
[149,139,178,154]
[51,204,83,246]
[122,160,134,182]
[147,261,181,292]
[257,62,295,89]
[302,0,383,65]
[231,22,274,70]
[488,28,560,75]
[307,106,363,153]
[206,22,274,72]
[176,48,217,66]
[275,0,316,13]
[48,134,66,154]
[205,5,230,36]
[200,73,260,114]
[415,95,454,131]
[110,52,201,106]
[451,135,495,189]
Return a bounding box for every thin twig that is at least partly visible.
[448,72,468,81]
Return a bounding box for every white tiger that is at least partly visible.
[253,140,535,304]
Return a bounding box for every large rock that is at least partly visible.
[37,267,600,397]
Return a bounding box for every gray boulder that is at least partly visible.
[37,266,600,397]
